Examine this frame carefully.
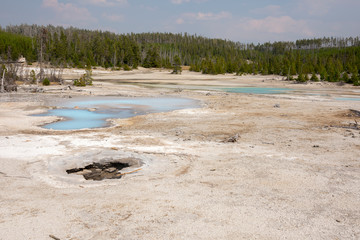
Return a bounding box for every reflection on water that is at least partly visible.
[335,97,360,101]
[141,84,294,94]
[221,87,293,94]
[36,97,199,130]
[39,109,114,130]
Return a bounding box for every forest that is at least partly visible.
[1,24,360,85]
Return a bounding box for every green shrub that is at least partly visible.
[342,72,350,83]
[304,74,310,81]
[73,77,85,86]
[351,72,358,85]
[296,73,306,82]
[310,73,319,81]
[123,64,131,71]
[42,78,50,86]
[30,70,36,84]
[73,70,93,86]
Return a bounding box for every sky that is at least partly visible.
[0,0,359,43]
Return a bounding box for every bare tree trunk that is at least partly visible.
[39,36,42,86]
[1,70,5,93]
[113,48,117,68]
[38,28,47,86]
[58,65,64,84]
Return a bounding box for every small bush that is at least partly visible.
[73,70,93,86]
[296,73,306,82]
[73,77,86,86]
[42,78,50,86]
[310,73,319,82]
[342,72,350,83]
[30,70,36,84]
[304,74,310,81]
[123,64,131,71]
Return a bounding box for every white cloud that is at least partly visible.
[295,0,360,17]
[239,16,313,36]
[42,0,96,23]
[250,5,283,16]
[176,18,185,24]
[171,0,208,4]
[176,11,231,24]
[103,13,125,22]
[298,0,337,15]
[171,0,190,4]
[87,0,128,6]
[140,4,158,11]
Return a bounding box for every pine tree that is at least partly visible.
[351,71,359,85]
[172,55,182,74]
[304,73,309,81]
[310,72,319,81]
[297,73,306,82]
[342,72,350,83]
[320,70,327,81]
[143,46,161,68]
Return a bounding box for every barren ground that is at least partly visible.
[0,68,359,240]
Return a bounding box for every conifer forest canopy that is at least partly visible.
[1,24,360,85]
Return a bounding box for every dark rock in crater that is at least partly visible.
[66,161,130,181]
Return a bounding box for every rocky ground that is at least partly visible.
[0,69,359,239]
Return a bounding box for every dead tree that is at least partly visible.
[38,28,47,85]
[1,67,5,93]
[0,62,19,92]
[48,65,64,84]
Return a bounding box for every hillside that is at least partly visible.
[1,24,360,85]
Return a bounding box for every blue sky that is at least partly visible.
[1,0,359,43]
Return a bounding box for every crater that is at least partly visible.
[65,156,142,181]
[40,150,148,186]
[66,161,130,181]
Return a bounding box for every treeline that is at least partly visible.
[0,30,37,62]
[1,24,360,85]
